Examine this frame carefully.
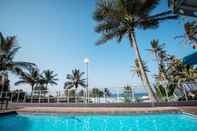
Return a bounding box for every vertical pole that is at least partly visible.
[116,89,119,103]
[39,90,41,103]
[57,91,59,103]
[104,88,106,103]
[132,87,135,103]
[1,74,5,97]
[48,95,50,103]
[68,90,69,104]
[86,63,89,104]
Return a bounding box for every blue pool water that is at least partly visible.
[0,113,196,131]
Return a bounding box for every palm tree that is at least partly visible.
[0,32,35,93]
[123,85,133,103]
[147,39,165,63]
[64,69,86,102]
[90,88,104,97]
[147,39,168,81]
[104,88,111,97]
[184,20,197,49]
[131,59,149,81]
[15,68,40,96]
[40,70,58,95]
[93,0,178,102]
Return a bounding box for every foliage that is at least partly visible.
[184,20,197,49]
[93,0,178,102]
[10,89,26,102]
[131,59,149,81]
[104,88,111,97]
[90,88,104,97]
[38,69,58,95]
[15,68,39,93]
[122,85,133,103]
[0,32,35,92]
[93,0,177,45]
[69,89,76,97]
[15,68,58,96]
[64,69,86,90]
[149,40,197,100]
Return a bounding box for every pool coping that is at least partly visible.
[1,106,197,116]
[15,106,182,115]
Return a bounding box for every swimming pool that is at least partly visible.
[0,113,196,131]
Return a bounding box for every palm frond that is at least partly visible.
[7,47,20,60]
[15,80,28,86]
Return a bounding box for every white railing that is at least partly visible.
[0,82,196,104]
[0,88,137,104]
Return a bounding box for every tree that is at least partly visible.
[153,48,197,101]
[131,59,149,81]
[93,0,178,102]
[122,85,133,103]
[16,68,58,96]
[104,88,111,97]
[147,39,168,81]
[15,68,40,96]
[64,69,86,102]
[147,39,165,64]
[184,21,197,49]
[40,69,58,94]
[175,20,197,49]
[0,32,35,93]
[90,88,104,97]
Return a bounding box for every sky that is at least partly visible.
[0,0,194,94]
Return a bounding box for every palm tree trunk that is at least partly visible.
[75,88,77,103]
[1,72,9,96]
[1,74,5,95]
[129,30,158,102]
[31,85,34,103]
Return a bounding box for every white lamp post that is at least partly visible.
[84,58,90,103]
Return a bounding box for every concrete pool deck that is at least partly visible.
[15,106,197,115]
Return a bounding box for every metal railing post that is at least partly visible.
[104,88,106,103]
[48,95,50,103]
[39,90,41,103]
[57,93,59,103]
[117,90,119,103]
[68,91,69,104]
